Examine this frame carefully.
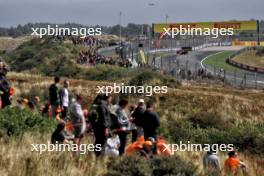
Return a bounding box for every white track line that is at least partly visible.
[200,51,226,69]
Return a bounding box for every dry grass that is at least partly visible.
[164,86,264,123]
[7,72,264,124]
[1,133,263,176]
[176,150,264,176]
[0,133,107,176]
[233,50,264,68]
[0,36,32,51]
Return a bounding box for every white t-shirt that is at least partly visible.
[105,135,120,156]
[61,88,69,107]
[70,101,86,134]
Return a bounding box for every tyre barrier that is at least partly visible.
[226,46,264,73]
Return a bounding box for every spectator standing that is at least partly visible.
[131,99,145,142]
[70,95,86,146]
[224,151,247,175]
[141,101,160,154]
[115,99,130,156]
[141,101,160,141]
[49,76,60,119]
[0,59,11,108]
[60,80,70,121]
[203,150,221,175]
[94,94,111,157]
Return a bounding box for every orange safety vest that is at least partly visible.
[125,136,145,155]
[125,136,172,156]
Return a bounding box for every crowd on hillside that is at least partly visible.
[69,36,132,67]
[77,48,131,67]
[51,35,132,67]
[71,36,104,47]
[77,48,113,65]
[0,60,249,175]
[52,35,105,47]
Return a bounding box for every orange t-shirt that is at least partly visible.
[225,157,241,171]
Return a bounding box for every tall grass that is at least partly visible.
[0,133,106,176]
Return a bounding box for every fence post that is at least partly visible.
[244,73,247,88]
[177,60,179,71]
[195,63,198,79]
[160,56,163,73]
[214,66,216,77]
[147,52,149,65]
[169,58,171,74]
[234,70,237,87]
[176,60,180,78]
[185,60,189,72]
[223,70,226,86]
[132,50,134,62]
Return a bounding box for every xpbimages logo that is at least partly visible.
[96,83,168,96]
[31,25,102,38]
[160,25,234,39]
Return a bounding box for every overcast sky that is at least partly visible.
[0,0,263,27]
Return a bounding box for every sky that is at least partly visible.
[0,0,263,27]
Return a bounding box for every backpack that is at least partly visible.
[88,104,99,127]
[110,113,120,130]
[108,105,120,130]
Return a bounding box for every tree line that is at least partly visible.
[0,23,151,38]
[0,20,263,38]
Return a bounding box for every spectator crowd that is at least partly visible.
[0,59,249,175]
[72,36,131,67]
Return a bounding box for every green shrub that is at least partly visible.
[84,64,136,81]
[150,155,199,176]
[106,155,151,176]
[106,154,199,176]
[3,38,85,76]
[256,47,264,56]
[163,117,264,155]
[129,70,180,88]
[188,110,233,130]
[0,107,55,137]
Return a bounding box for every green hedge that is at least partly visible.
[0,107,55,137]
[163,117,264,155]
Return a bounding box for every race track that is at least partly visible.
[161,46,264,88]
[100,45,264,88]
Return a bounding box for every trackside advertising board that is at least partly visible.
[153,20,257,33]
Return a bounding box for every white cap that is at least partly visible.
[139,99,144,103]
